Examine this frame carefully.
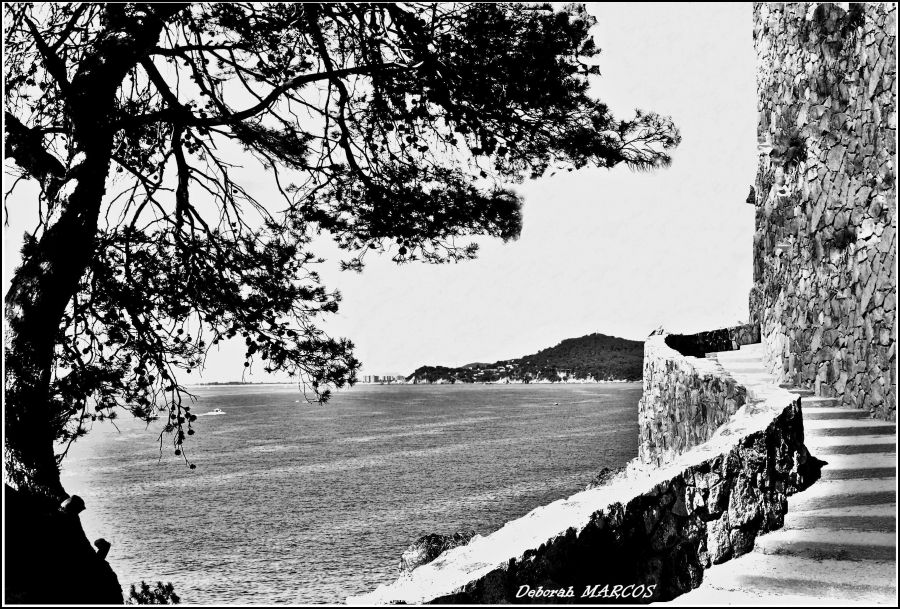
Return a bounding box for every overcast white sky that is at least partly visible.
[3,3,758,381]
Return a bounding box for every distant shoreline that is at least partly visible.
[396,379,641,386]
[189,380,642,388]
[188,381,296,387]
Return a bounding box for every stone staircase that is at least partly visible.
[676,343,898,605]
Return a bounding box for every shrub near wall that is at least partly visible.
[751,2,897,420]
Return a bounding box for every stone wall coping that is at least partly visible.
[646,332,726,377]
[348,380,801,605]
[661,323,760,359]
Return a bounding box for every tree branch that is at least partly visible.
[139,57,197,122]
[118,62,405,128]
[49,4,88,52]
[23,15,72,93]
[4,111,66,198]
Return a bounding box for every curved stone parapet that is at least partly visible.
[638,325,759,467]
[349,376,820,605]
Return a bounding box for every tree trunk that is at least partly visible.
[4,141,113,498]
[4,5,186,603]
[4,2,185,501]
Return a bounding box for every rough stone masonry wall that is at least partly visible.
[750,2,897,420]
[638,326,758,467]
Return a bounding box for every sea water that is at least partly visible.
[60,383,640,604]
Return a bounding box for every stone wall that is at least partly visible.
[751,2,897,420]
[638,326,758,466]
[351,390,820,605]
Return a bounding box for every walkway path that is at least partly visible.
[677,343,897,605]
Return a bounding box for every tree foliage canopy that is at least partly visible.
[4,3,679,469]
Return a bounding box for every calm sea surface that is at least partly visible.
[60,383,640,604]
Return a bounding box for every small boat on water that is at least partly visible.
[198,408,226,416]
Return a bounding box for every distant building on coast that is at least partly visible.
[360,375,407,384]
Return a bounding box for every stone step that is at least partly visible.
[719,360,772,372]
[809,428,896,439]
[712,360,765,370]
[783,503,898,531]
[821,466,896,480]
[752,528,896,561]
[743,385,791,401]
[801,398,843,410]
[784,512,897,532]
[819,452,897,470]
[726,368,774,387]
[790,477,896,496]
[788,478,897,512]
[718,356,765,366]
[806,433,898,453]
[804,419,896,437]
[715,344,762,352]
[789,502,896,518]
[806,418,897,429]
[714,354,764,364]
[804,406,872,420]
[814,442,899,455]
[801,395,841,404]
[682,587,897,605]
[716,360,767,369]
[678,585,897,606]
[817,452,897,481]
[722,366,768,374]
[681,553,898,605]
[737,343,764,355]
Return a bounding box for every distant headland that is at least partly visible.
[405,333,643,384]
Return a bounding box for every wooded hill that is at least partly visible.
[407,333,644,383]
